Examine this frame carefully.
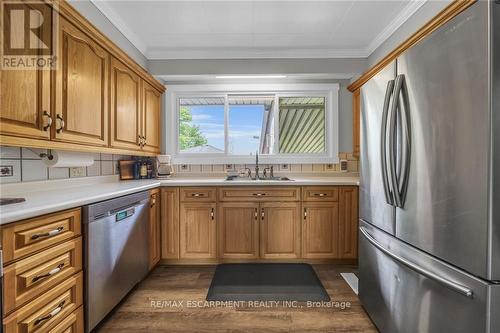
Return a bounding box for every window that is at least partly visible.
[167,83,339,164]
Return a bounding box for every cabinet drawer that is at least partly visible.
[49,306,83,333]
[3,238,82,314]
[302,187,339,201]
[2,208,81,264]
[3,272,83,333]
[180,187,217,202]
[219,187,300,202]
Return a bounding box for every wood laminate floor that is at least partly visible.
[96,265,377,333]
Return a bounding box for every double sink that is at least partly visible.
[225,175,293,182]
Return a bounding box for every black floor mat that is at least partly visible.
[206,263,330,301]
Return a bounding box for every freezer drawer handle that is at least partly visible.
[360,226,474,298]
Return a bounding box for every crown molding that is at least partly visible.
[365,0,427,56]
[90,0,427,60]
[89,0,148,55]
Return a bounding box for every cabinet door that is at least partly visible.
[149,190,161,269]
[180,202,217,259]
[54,17,108,146]
[0,3,52,141]
[161,188,180,259]
[110,57,141,151]
[260,202,300,259]
[339,186,359,259]
[218,202,259,259]
[302,202,339,259]
[141,80,161,153]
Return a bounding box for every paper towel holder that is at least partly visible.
[29,148,54,161]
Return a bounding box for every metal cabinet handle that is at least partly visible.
[313,193,327,197]
[42,111,52,131]
[261,208,265,221]
[34,301,65,326]
[150,196,156,208]
[56,114,64,133]
[32,263,64,282]
[360,226,473,298]
[31,226,64,240]
[253,193,266,197]
[304,208,307,220]
[191,193,204,197]
[210,208,215,220]
[254,208,258,220]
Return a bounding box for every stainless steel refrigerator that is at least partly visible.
[358,1,500,332]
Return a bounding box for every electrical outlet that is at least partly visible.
[280,164,289,171]
[225,164,234,171]
[326,164,334,170]
[70,167,86,178]
[0,165,13,177]
[180,164,189,171]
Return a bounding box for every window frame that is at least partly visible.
[166,83,339,165]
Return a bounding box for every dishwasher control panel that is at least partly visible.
[116,208,135,222]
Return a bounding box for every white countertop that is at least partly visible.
[0,174,359,225]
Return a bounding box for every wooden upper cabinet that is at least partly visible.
[260,202,301,259]
[179,202,217,259]
[0,3,52,140]
[218,202,259,259]
[110,56,141,151]
[54,17,109,146]
[142,80,161,153]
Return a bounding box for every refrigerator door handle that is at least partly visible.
[397,75,411,206]
[388,75,404,207]
[381,79,395,206]
[360,226,474,298]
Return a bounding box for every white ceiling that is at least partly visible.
[90,0,426,60]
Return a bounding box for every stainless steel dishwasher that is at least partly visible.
[83,191,149,332]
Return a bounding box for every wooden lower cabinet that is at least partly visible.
[179,202,217,259]
[149,189,161,269]
[339,186,359,259]
[302,202,339,259]
[218,202,259,259]
[161,188,180,259]
[260,202,301,259]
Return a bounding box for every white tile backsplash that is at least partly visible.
[101,161,114,176]
[87,161,101,177]
[1,146,151,183]
[0,160,21,183]
[21,148,46,159]
[22,159,48,181]
[49,167,69,180]
[0,146,21,159]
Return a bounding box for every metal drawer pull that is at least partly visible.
[32,263,65,282]
[42,111,52,131]
[31,226,64,240]
[313,193,327,197]
[191,193,205,197]
[34,300,66,326]
[253,193,266,196]
[360,226,473,298]
[56,114,64,133]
